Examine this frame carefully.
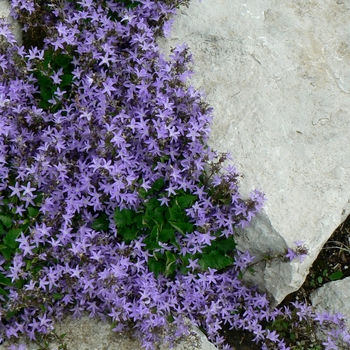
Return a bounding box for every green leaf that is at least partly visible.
[176,195,197,209]
[14,278,24,290]
[114,208,134,227]
[152,206,167,225]
[0,272,12,286]
[148,255,165,277]
[328,271,343,281]
[27,207,39,218]
[3,228,22,249]
[0,286,8,296]
[53,293,63,300]
[39,99,51,110]
[34,191,43,206]
[0,247,13,261]
[199,251,233,271]
[43,48,54,67]
[150,178,164,193]
[149,225,159,243]
[138,187,148,199]
[26,259,32,271]
[0,215,12,228]
[143,198,161,226]
[91,212,109,231]
[165,251,177,276]
[39,304,47,313]
[118,226,138,243]
[117,0,141,9]
[159,228,176,243]
[168,204,184,222]
[37,73,53,90]
[145,197,160,212]
[216,237,236,253]
[19,219,30,233]
[41,88,55,104]
[54,53,73,68]
[133,213,143,230]
[59,333,67,340]
[5,310,18,320]
[169,221,194,236]
[60,73,73,87]
[144,239,160,250]
[29,264,43,278]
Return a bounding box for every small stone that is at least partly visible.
[157,0,350,304]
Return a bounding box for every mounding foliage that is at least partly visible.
[0,1,349,349]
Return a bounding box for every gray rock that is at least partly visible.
[157,0,350,304]
[0,315,218,350]
[311,277,350,329]
[0,0,22,45]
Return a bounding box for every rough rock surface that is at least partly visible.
[0,315,218,350]
[157,0,350,304]
[0,0,22,45]
[311,277,350,329]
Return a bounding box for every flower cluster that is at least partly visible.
[0,1,349,350]
[285,241,308,263]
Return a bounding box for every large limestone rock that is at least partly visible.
[157,0,350,304]
[0,315,218,350]
[311,277,350,329]
[0,0,22,45]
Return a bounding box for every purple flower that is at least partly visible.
[8,181,22,198]
[294,240,305,247]
[266,329,279,342]
[0,20,17,44]
[16,232,35,258]
[286,248,297,261]
[8,345,27,350]
[323,337,339,350]
[2,1,326,349]
[252,324,265,342]
[158,196,170,206]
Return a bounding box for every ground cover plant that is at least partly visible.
[0,0,350,349]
